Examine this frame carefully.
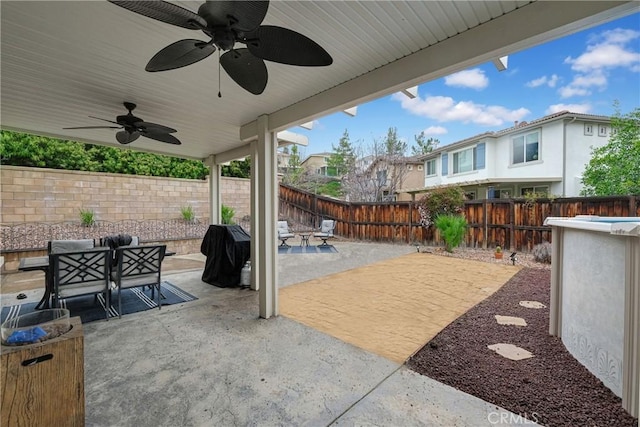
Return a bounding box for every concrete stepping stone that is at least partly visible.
[519,300,546,309]
[487,343,534,360]
[494,315,527,326]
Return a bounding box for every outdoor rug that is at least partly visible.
[280,253,520,363]
[278,245,337,254]
[1,281,197,324]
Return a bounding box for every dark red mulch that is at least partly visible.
[407,268,638,427]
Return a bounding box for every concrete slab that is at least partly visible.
[487,343,535,361]
[495,315,528,326]
[333,367,542,426]
[3,241,535,426]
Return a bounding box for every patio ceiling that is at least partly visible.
[1,1,637,161]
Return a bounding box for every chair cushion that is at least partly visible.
[279,232,295,239]
[112,272,160,289]
[58,280,108,298]
[50,239,94,254]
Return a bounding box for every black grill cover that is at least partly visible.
[200,225,251,288]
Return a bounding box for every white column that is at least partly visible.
[206,156,221,225]
[623,237,640,417]
[549,227,563,336]
[254,115,278,318]
[250,141,260,292]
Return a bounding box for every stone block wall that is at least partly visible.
[0,166,251,224]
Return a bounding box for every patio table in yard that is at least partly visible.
[17,249,176,310]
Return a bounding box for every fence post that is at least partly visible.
[482,200,488,249]
[629,195,636,216]
[509,200,516,251]
[408,202,413,244]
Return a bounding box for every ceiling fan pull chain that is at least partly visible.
[218,50,222,98]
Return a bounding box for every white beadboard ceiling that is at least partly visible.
[1,1,637,161]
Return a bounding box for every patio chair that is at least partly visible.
[101,234,140,267]
[314,220,335,246]
[277,221,295,247]
[111,245,166,318]
[48,239,95,254]
[50,247,111,320]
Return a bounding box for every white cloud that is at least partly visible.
[558,70,607,99]
[423,126,447,135]
[565,27,640,73]
[546,103,592,115]
[395,94,529,127]
[444,68,489,90]
[558,86,590,98]
[526,74,560,88]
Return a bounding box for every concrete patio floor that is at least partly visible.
[1,241,538,426]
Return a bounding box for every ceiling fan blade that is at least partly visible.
[198,1,269,32]
[116,130,140,144]
[246,26,333,66]
[88,116,121,125]
[108,1,206,30]
[142,132,182,145]
[146,39,216,72]
[220,49,268,95]
[135,121,177,134]
[63,126,122,130]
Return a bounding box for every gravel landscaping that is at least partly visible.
[407,265,638,427]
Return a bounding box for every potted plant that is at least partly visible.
[495,245,503,259]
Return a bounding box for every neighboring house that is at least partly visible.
[356,155,424,202]
[301,152,335,176]
[404,111,614,200]
[277,148,291,174]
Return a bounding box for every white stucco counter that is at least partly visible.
[544,215,640,417]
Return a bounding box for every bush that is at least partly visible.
[532,242,552,264]
[79,208,95,226]
[180,205,195,222]
[221,204,235,225]
[417,186,465,227]
[434,214,467,252]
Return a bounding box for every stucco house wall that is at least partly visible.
[418,111,612,199]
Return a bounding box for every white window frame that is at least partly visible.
[425,159,436,176]
[598,124,608,137]
[452,147,474,174]
[511,130,540,165]
[520,186,549,196]
[584,123,593,136]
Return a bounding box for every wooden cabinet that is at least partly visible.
[1,316,84,426]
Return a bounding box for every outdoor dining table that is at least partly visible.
[18,249,176,310]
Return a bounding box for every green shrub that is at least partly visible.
[221,204,235,225]
[417,186,465,227]
[434,214,467,252]
[79,208,95,226]
[180,205,195,222]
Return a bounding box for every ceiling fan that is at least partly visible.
[108,1,333,95]
[63,102,181,145]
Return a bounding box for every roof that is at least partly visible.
[419,110,614,160]
[1,1,635,162]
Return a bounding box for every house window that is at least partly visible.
[512,131,539,164]
[453,148,473,174]
[425,159,436,176]
[407,165,413,171]
[584,123,593,136]
[417,165,423,171]
[598,125,607,137]
[521,186,549,196]
[465,191,476,200]
[376,169,387,185]
[487,188,512,199]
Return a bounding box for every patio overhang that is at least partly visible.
[2,1,638,318]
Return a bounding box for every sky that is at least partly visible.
[289,12,640,157]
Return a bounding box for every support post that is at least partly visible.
[206,156,221,225]
[549,226,564,336]
[622,237,639,417]
[254,115,278,319]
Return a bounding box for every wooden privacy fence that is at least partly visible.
[279,184,639,252]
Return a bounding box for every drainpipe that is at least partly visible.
[563,116,577,197]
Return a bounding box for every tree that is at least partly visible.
[383,127,407,156]
[411,132,439,156]
[339,128,410,202]
[327,129,355,177]
[281,144,303,185]
[581,105,640,196]
[1,130,211,179]
[221,159,250,178]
